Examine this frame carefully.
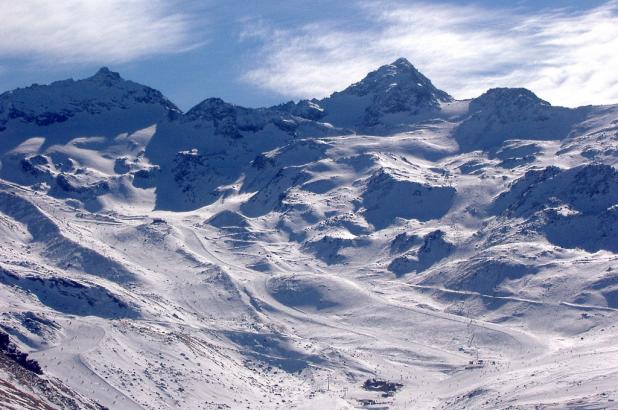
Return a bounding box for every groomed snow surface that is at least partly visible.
[1,59,618,409]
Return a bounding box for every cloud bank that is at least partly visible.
[0,0,197,65]
[241,1,618,107]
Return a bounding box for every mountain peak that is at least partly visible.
[473,88,551,108]
[311,58,453,127]
[340,58,452,104]
[91,66,122,82]
[389,57,415,70]
[0,67,179,129]
[455,86,581,150]
[186,97,236,120]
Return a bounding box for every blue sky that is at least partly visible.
[0,0,616,110]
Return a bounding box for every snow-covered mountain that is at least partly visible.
[277,57,455,130]
[1,58,618,409]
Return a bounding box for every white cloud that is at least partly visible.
[0,0,198,64]
[240,1,618,107]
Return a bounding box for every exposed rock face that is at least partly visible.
[492,164,618,252]
[493,164,618,217]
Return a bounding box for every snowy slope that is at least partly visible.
[0,59,618,409]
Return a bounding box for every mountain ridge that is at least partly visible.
[2,58,601,128]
